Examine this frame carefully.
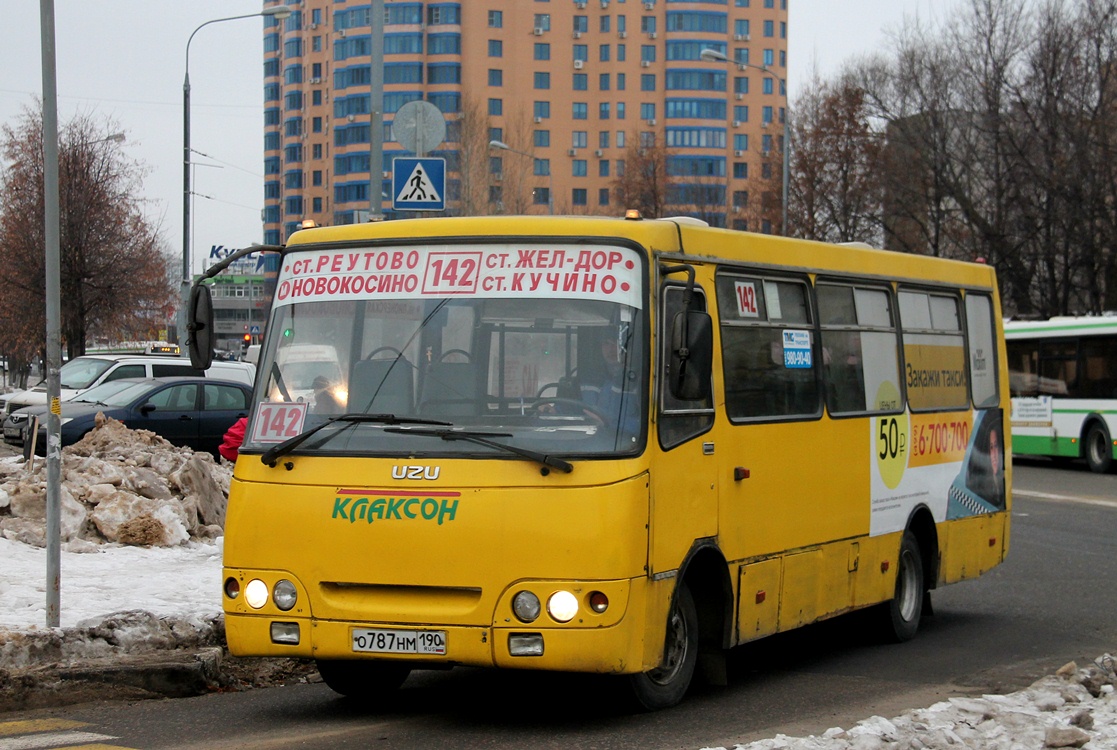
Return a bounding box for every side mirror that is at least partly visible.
[669,310,713,401]
[187,284,215,370]
[140,403,156,415]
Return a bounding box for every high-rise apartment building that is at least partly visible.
[262,0,787,243]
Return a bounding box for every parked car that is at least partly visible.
[0,354,255,415]
[4,377,252,457]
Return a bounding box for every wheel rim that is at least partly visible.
[897,548,920,622]
[1088,430,1106,465]
[647,605,688,686]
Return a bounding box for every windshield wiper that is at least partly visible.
[384,427,574,474]
[261,413,451,467]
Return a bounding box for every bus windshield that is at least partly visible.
[245,242,647,458]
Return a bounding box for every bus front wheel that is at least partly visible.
[628,582,698,711]
[879,531,924,643]
[1084,423,1113,474]
[315,659,410,699]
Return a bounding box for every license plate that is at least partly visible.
[3,427,22,439]
[351,628,446,655]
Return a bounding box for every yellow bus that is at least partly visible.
[194,214,1010,710]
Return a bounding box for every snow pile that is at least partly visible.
[0,415,232,550]
[707,657,1117,750]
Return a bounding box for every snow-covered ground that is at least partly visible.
[0,424,1115,748]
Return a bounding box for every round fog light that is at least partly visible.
[223,577,241,600]
[589,591,609,613]
[273,579,298,611]
[547,590,579,623]
[245,578,269,609]
[513,591,541,623]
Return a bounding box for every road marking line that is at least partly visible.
[0,723,87,739]
[0,732,118,750]
[1014,489,1117,508]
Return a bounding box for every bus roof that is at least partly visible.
[282,214,999,291]
[1004,316,1117,339]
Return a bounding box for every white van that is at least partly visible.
[0,355,256,415]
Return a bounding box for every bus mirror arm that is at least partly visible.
[188,243,283,371]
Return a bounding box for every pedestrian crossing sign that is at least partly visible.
[392,157,446,212]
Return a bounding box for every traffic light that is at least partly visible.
[242,333,251,352]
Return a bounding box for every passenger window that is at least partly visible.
[899,290,968,411]
[146,384,198,410]
[153,364,200,378]
[658,283,713,449]
[817,283,902,415]
[716,272,820,421]
[204,384,248,411]
[965,294,999,408]
[103,364,144,382]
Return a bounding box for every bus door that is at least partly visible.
[649,280,718,577]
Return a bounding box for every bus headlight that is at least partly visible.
[273,579,297,611]
[512,591,541,623]
[245,579,269,609]
[547,590,579,623]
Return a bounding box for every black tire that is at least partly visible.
[1084,423,1113,474]
[315,659,410,699]
[880,531,924,643]
[628,583,698,711]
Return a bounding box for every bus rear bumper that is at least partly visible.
[223,613,649,675]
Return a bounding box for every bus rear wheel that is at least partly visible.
[315,659,410,699]
[628,582,698,711]
[879,531,924,643]
[1085,423,1113,474]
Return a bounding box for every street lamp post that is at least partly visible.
[489,140,553,215]
[182,5,291,352]
[701,48,790,236]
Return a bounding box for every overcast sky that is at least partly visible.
[1,0,961,275]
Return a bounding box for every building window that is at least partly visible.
[733,162,748,178]
[641,45,656,62]
[641,74,656,91]
[574,73,588,90]
[572,159,587,177]
[573,131,588,148]
[599,160,610,177]
[313,170,323,186]
[489,10,503,27]
[599,131,610,148]
[599,44,610,62]
[572,188,588,205]
[574,44,588,61]
[600,73,611,90]
[535,159,551,176]
[535,71,551,89]
[574,15,589,33]
[600,16,611,33]
[490,127,503,143]
[534,101,551,119]
[763,77,773,95]
[489,98,503,116]
[640,103,656,120]
[534,130,550,147]
[489,39,503,57]
[599,188,610,205]
[534,187,550,205]
[490,69,504,87]
[535,43,550,60]
[534,14,551,30]
[573,102,588,119]
[599,102,611,119]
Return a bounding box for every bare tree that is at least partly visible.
[787,74,885,244]
[613,129,673,218]
[455,96,494,217]
[0,105,173,360]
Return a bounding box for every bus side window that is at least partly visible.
[658,284,714,449]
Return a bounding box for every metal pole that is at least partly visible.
[181,63,191,351]
[369,0,384,219]
[38,0,63,628]
[181,7,292,352]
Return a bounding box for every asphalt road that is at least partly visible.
[12,458,1115,750]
